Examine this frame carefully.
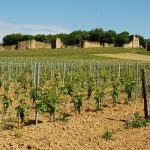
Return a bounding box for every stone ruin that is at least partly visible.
[18,40,51,50]
[123,35,140,48]
[0,40,51,51]
[81,40,114,48]
[0,45,4,51]
[81,40,103,48]
[0,45,17,51]
[0,35,143,51]
[53,38,65,49]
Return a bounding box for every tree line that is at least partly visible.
[145,39,150,51]
[2,28,147,47]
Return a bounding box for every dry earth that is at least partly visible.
[94,53,150,62]
[0,100,150,150]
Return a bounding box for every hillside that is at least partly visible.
[0,47,149,62]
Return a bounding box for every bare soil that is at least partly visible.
[0,100,150,150]
[94,53,150,62]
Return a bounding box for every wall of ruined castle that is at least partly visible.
[67,45,81,49]
[123,42,133,48]
[123,36,140,48]
[133,36,140,48]
[1,36,141,51]
[1,40,51,50]
[103,43,109,48]
[18,40,51,50]
[3,45,17,50]
[81,40,103,48]
[55,38,65,49]
[108,44,115,48]
[35,41,51,49]
[81,40,115,48]
[18,41,31,49]
[0,45,4,51]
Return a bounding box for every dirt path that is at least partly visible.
[94,53,150,61]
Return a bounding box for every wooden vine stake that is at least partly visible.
[135,63,138,100]
[18,113,21,130]
[35,63,39,125]
[141,69,149,119]
[62,63,66,86]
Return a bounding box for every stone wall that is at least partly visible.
[123,42,132,48]
[67,45,81,49]
[108,44,115,47]
[133,36,140,48]
[3,45,17,50]
[81,40,102,48]
[18,41,31,49]
[55,38,64,49]
[103,43,109,48]
[123,35,140,48]
[0,45,4,51]
[35,41,51,49]
[18,40,51,50]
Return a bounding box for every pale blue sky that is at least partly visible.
[0,0,149,41]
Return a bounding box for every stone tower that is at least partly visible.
[132,35,139,48]
[123,35,140,48]
[55,38,64,49]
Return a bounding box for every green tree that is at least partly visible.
[3,33,23,45]
[145,39,150,45]
[89,28,104,42]
[115,31,129,46]
[35,34,50,43]
[145,39,150,51]
[68,30,83,45]
[81,31,90,41]
[47,34,54,43]
[136,35,145,47]
[103,30,117,44]
[21,35,35,41]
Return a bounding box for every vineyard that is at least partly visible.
[0,57,150,149]
[1,0,150,148]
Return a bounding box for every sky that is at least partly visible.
[0,0,150,42]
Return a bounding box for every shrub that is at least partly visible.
[14,130,23,139]
[57,114,69,123]
[125,113,149,128]
[102,131,113,141]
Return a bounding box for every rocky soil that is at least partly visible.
[0,100,150,150]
